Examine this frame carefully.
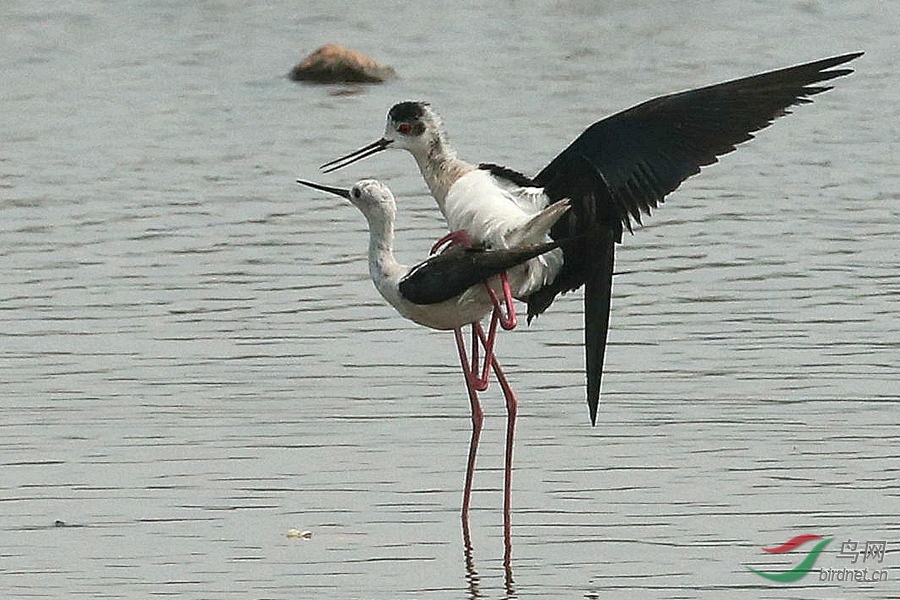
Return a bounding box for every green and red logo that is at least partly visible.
[747,534,833,582]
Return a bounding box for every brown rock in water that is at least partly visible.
[289,44,396,84]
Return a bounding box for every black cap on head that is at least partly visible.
[388,101,429,123]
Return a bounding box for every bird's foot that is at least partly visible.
[431,229,474,254]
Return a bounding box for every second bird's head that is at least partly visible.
[297,178,396,224]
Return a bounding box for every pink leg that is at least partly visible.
[471,278,518,389]
[431,229,474,254]
[432,227,516,331]
[454,327,483,523]
[470,324,488,392]
[470,319,497,391]
[484,272,518,331]
[432,228,517,333]
[453,295,519,560]
[490,353,517,569]
[470,321,518,565]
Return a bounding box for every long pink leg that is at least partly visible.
[447,252,519,557]
[454,327,483,523]
[491,353,517,569]
[471,319,518,566]
[454,309,513,523]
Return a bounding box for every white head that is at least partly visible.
[347,179,396,225]
[320,101,447,172]
[381,101,445,155]
[297,178,396,226]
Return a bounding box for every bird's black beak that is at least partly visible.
[297,178,351,199]
[320,138,392,173]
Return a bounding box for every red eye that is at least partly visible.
[397,123,412,134]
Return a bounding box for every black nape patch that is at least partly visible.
[478,163,537,187]
[389,101,429,123]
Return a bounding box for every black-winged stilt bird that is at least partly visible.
[320,52,862,426]
[297,178,570,547]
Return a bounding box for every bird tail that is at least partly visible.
[585,232,615,426]
[506,199,571,248]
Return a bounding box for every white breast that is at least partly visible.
[440,169,564,297]
[441,170,536,245]
[374,272,501,330]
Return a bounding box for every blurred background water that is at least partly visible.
[1,1,898,598]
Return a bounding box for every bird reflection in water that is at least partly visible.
[463,522,516,599]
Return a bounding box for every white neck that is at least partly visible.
[364,208,407,296]
[408,134,474,210]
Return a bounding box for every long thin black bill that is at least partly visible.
[296,179,351,199]
[319,138,391,173]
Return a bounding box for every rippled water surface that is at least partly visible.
[2,1,898,598]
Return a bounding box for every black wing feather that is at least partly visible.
[399,241,561,305]
[477,163,538,188]
[526,52,861,424]
[584,230,615,426]
[534,52,862,233]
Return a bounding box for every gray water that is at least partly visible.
[2,1,898,598]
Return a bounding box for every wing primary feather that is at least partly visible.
[528,53,861,423]
[585,232,616,426]
[533,53,862,234]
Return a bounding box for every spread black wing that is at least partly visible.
[399,241,561,305]
[528,52,862,425]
